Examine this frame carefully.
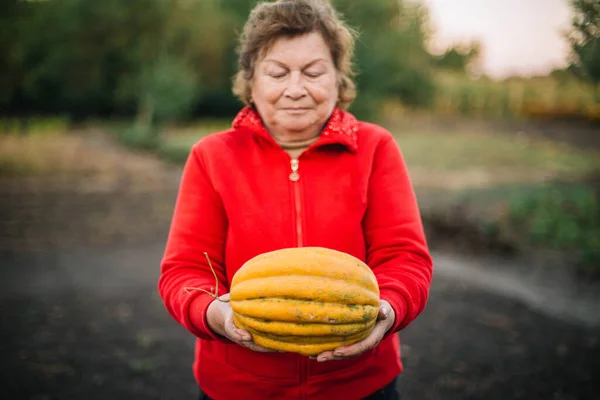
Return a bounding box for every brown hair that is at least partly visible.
[232,0,358,109]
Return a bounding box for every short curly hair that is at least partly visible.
[232,0,358,109]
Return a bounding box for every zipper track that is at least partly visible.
[289,158,303,248]
[293,182,303,248]
[289,156,307,398]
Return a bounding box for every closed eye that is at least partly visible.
[305,71,323,78]
[268,71,287,79]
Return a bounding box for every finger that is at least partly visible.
[314,350,335,362]
[333,340,370,359]
[226,311,253,341]
[332,323,387,358]
[224,317,250,341]
[237,328,252,341]
[241,340,279,353]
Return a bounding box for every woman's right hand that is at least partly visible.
[206,293,278,352]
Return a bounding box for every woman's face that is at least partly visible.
[251,31,339,139]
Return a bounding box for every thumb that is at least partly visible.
[378,304,389,320]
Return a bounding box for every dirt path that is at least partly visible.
[1,130,599,400]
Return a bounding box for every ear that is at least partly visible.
[248,84,254,105]
[336,74,355,110]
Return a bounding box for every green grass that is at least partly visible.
[0,129,75,177]
[504,184,598,257]
[115,118,600,276]
[157,120,230,162]
[105,119,230,165]
[159,120,600,185]
[0,116,71,135]
[394,131,600,190]
[157,138,197,164]
[427,181,600,276]
[3,116,597,275]
[164,119,232,137]
[391,129,600,275]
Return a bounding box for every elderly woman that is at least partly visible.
[158,0,433,399]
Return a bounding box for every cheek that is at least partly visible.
[310,79,339,105]
[252,78,283,104]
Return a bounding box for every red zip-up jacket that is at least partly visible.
[159,106,433,400]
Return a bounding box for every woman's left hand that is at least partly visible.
[312,299,395,362]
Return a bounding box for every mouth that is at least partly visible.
[281,108,311,113]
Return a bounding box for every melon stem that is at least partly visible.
[183,252,230,303]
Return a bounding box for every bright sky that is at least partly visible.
[421,0,573,78]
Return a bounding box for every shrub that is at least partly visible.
[119,124,160,150]
[505,183,600,275]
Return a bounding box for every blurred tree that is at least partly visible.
[432,42,482,73]
[5,0,204,121]
[0,1,24,110]
[568,0,600,87]
[191,0,254,117]
[134,56,198,129]
[333,0,435,119]
[2,0,437,122]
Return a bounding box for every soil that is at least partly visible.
[1,130,599,400]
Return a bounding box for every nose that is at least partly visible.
[284,71,307,100]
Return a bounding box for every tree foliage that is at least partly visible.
[333,0,435,117]
[2,0,436,121]
[568,0,600,85]
[432,42,482,73]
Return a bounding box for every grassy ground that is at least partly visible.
[152,117,600,276]
[2,115,598,276]
[397,130,598,188]
[392,125,600,276]
[0,132,86,177]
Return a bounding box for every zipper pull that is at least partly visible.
[289,158,300,181]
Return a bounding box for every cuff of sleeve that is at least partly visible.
[188,293,231,343]
[379,289,408,335]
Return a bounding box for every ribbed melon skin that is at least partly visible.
[230,247,380,356]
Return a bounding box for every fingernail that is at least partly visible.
[318,357,328,362]
[381,308,388,316]
[334,351,343,357]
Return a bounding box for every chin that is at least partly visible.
[278,122,309,132]
[278,115,315,131]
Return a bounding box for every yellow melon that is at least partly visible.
[229,247,380,356]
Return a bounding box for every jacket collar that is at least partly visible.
[232,105,358,152]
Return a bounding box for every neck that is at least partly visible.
[274,134,319,149]
[271,130,321,159]
[270,126,321,143]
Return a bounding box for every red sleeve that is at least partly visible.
[363,133,433,334]
[158,142,229,341]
